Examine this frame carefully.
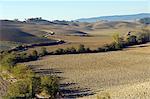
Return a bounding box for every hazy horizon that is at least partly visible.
[0,0,150,21]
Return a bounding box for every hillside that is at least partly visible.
[0,26,58,51]
[24,43,150,98]
[0,27,55,44]
[76,13,150,22]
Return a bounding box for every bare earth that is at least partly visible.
[24,43,150,99]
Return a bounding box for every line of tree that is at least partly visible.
[47,29,150,55]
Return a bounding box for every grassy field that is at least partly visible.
[24,43,150,98]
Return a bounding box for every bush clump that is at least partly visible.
[39,47,48,56]
[5,79,32,98]
[0,52,18,71]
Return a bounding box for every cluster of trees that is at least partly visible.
[0,47,59,98]
[97,33,124,52]
[52,44,91,55]
[0,47,48,68]
[125,29,150,45]
[139,17,150,25]
[47,29,150,55]
[97,29,150,52]
[5,74,59,98]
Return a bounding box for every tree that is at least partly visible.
[78,44,86,53]
[40,76,59,98]
[30,50,38,60]
[12,64,34,79]
[54,48,65,54]
[65,47,77,54]
[31,76,41,97]
[6,79,32,98]
[112,33,123,49]
[0,53,17,71]
[85,47,91,53]
[17,52,30,62]
[5,75,59,98]
[137,32,150,43]
[126,35,137,45]
[40,47,48,56]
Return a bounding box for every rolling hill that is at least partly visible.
[0,27,55,44]
[0,17,148,51]
[76,13,150,22]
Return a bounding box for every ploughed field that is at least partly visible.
[24,43,150,98]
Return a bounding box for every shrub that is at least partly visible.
[5,75,59,98]
[77,45,91,53]
[0,53,17,71]
[6,79,32,98]
[31,76,41,97]
[126,35,137,45]
[65,47,77,54]
[112,33,124,48]
[101,44,112,52]
[12,64,34,79]
[97,47,105,52]
[40,76,59,98]
[39,47,48,56]
[30,50,38,60]
[137,29,150,43]
[100,43,121,52]
[78,44,86,53]
[54,48,65,54]
[85,47,91,53]
[16,52,31,62]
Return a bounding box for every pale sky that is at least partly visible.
[0,0,149,21]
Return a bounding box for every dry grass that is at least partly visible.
[24,43,150,98]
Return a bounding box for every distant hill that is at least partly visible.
[92,21,140,29]
[25,17,52,25]
[76,13,150,22]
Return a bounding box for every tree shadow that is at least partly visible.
[28,65,63,75]
[60,82,95,98]
[28,65,95,98]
